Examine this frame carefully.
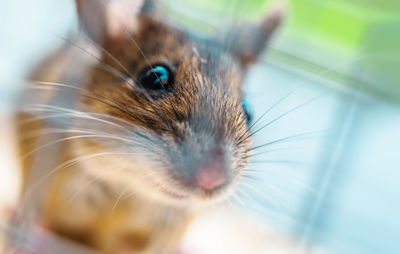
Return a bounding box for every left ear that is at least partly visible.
[228,3,286,68]
[106,0,146,38]
[76,0,159,46]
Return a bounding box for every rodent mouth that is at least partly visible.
[144,169,230,202]
[153,181,189,200]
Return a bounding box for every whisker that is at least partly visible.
[21,101,160,144]
[66,166,128,205]
[96,0,171,121]
[21,134,134,160]
[235,184,287,216]
[90,39,165,122]
[248,129,330,152]
[21,103,134,132]
[17,151,135,221]
[20,128,105,141]
[149,200,166,229]
[224,196,236,211]
[250,159,310,167]
[20,102,163,158]
[238,180,296,219]
[56,24,167,125]
[52,34,133,85]
[244,165,315,191]
[111,172,157,210]
[250,92,330,136]
[30,81,160,131]
[249,147,303,158]
[248,87,297,133]
[90,39,135,81]
[230,189,247,208]
[240,175,285,199]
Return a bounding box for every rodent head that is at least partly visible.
[73,0,283,206]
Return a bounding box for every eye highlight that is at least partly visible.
[137,64,174,91]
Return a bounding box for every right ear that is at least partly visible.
[76,0,157,45]
[227,3,286,68]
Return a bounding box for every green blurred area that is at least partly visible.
[169,0,400,102]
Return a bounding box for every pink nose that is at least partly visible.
[195,147,226,190]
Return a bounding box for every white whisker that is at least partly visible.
[22,134,133,160]
[66,165,128,205]
[111,172,157,210]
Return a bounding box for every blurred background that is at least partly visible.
[1,0,399,253]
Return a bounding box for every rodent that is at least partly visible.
[14,0,283,253]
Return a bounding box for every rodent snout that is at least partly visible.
[195,146,227,191]
[174,145,228,193]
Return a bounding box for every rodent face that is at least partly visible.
[72,0,283,205]
[77,15,251,205]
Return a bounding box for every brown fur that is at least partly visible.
[15,1,283,253]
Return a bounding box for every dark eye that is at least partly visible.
[242,100,252,124]
[137,64,174,91]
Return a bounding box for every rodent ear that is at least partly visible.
[76,0,157,45]
[229,3,286,68]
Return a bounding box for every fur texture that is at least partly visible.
[15,0,283,253]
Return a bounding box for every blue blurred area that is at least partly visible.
[245,62,400,254]
[1,0,400,253]
[0,0,75,109]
